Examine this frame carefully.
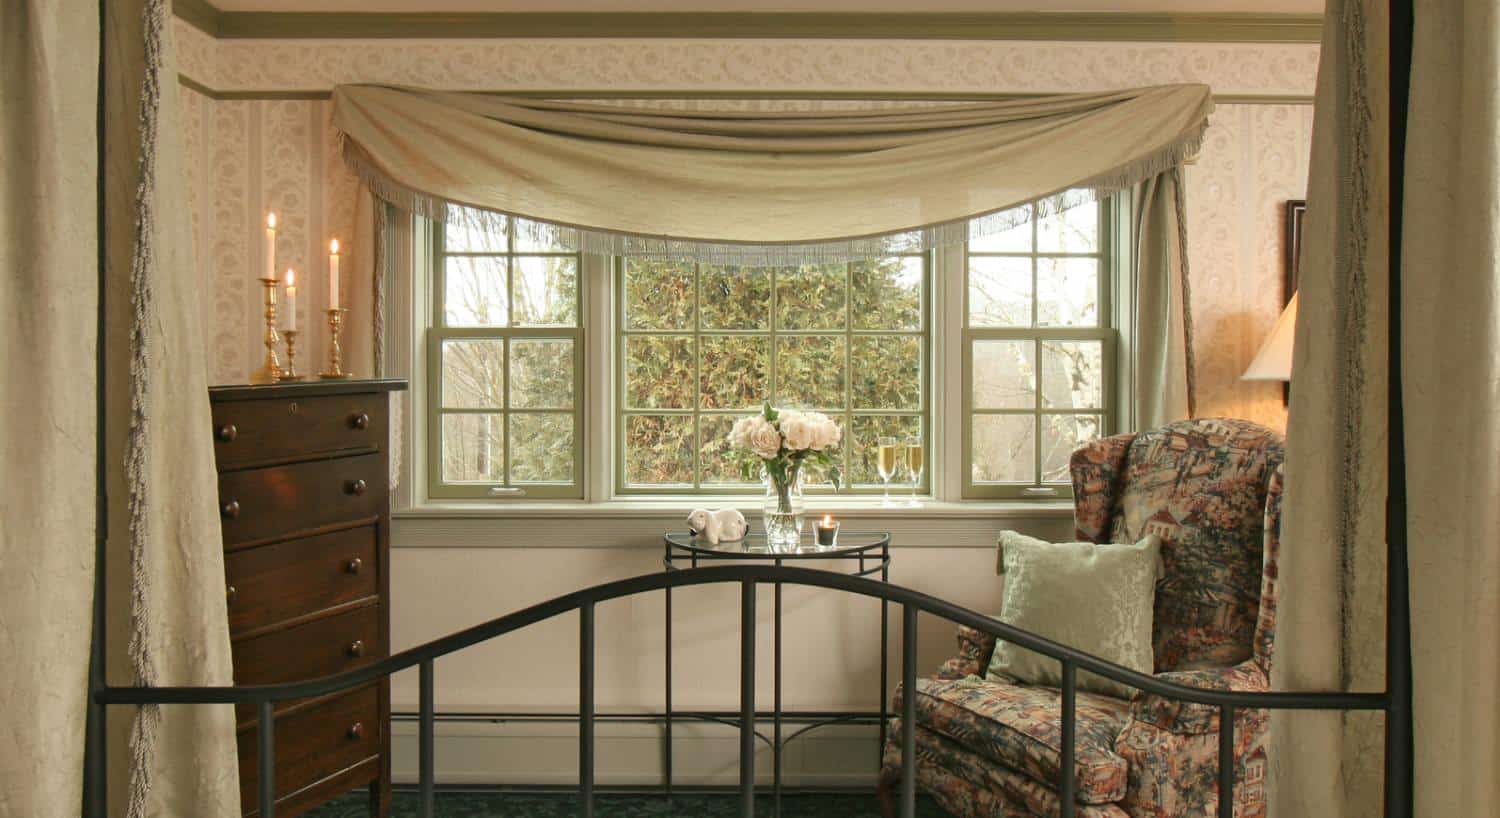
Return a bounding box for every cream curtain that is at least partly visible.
[1271,0,1500,813]
[1401,0,1500,808]
[1127,168,1196,427]
[103,1,240,814]
[0,2,102,815]
[332,83,1213,263]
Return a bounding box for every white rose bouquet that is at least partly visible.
[728,404,843,514]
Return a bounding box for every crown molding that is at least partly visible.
[172,4,1322,43]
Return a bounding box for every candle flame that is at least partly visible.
[822,514,833,526]
[285,269,295,286]
[330,238,340,254]
[267,212,277,229]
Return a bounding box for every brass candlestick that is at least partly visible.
[278,330,305,381]
[321,308,352,379]
[251,277,283,383]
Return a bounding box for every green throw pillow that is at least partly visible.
[984,531,1161,700]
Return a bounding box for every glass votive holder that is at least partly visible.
[814,515,840,547]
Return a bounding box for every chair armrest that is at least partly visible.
[1129,660,1268,734]
[935,624,997,680]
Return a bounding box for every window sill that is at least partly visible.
[395,496,1074,520]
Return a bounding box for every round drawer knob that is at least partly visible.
[215,423,238,442]
[345,557,363,575]
[346,640,365,657]
[346,479,367,496]
[221,500,240,519]
[226,585,238,605]
[351,412,370,430]
[347,722,365,740]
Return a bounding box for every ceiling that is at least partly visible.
[210,0,1326,14]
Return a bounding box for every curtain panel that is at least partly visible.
[332,83,1212,264]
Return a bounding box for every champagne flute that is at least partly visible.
[905,434,925,506]
[876,435,906,507]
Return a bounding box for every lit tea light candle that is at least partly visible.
[814,514,840,546]
[283,269,297,331]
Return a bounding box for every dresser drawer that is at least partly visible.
[233,604,382,720]
[218,453,385,548]
[212,392,385,471]
[225,526,379,637]
[238,685,381,815]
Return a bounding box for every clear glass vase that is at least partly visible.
[762,465,805,550]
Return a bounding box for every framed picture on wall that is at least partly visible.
[1284,199,1306,296]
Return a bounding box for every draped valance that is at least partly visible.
[332,84,1213,263]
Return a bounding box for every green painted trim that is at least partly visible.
[173,78,1314,106]
[173,0,221,36]
[178,10,1321,43]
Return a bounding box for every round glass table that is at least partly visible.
[661,530,893,814]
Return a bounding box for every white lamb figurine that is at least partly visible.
[686,508,749,544]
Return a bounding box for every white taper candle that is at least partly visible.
[264,212,277,281]
[284,269,297,331]
[328,238,341,309]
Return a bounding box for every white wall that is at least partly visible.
[173,16,1316,783]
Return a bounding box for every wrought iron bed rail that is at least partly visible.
[91,563,1406,818]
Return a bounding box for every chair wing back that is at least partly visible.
[1070,418,1286,673]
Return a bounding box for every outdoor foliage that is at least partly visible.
[621,256,924,490]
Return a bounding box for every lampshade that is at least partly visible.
[1242,291,1299,381]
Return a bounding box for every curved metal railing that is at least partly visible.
[95,565,1399,818]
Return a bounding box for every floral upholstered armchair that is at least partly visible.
[880,418,1286,818]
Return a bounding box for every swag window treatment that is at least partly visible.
[333,83,1212,264]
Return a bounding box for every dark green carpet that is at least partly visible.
[306,790,948,817]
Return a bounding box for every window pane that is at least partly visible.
[972,414,1036,483]
[699,335,769,410]
[509,338,575,409]
[441,413,504,483]
[851,257,922,330]
[1036,258,1099,327]
[445,207,508,253]
[699,414,754,486]
[1041,340,1104,409]
[625,335,694,409]
[851,336,921,410]
[850,414,921,486]
[508,413,574,483]
[444,256,508,327]
[700,265,771,330]
[440,339,504,409]
[624,258,695,331]
[624,414,694,486]
[969,208,1033,253]
[1037,201,1099,253]
[775,264,847,331]
[972,339,1036,410]
[513,218,578,252]
[967,256,1032,327]
[776,335,846,409]
[513,256,578,327]
[1041,414,1101,483]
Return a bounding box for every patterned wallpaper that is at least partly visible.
[175,18,1309,429]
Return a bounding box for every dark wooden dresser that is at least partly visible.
[210,379,407,818]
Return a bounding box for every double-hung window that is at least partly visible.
[616,255,929,493]
[963,200,1114,498]
[428,213,584,499]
